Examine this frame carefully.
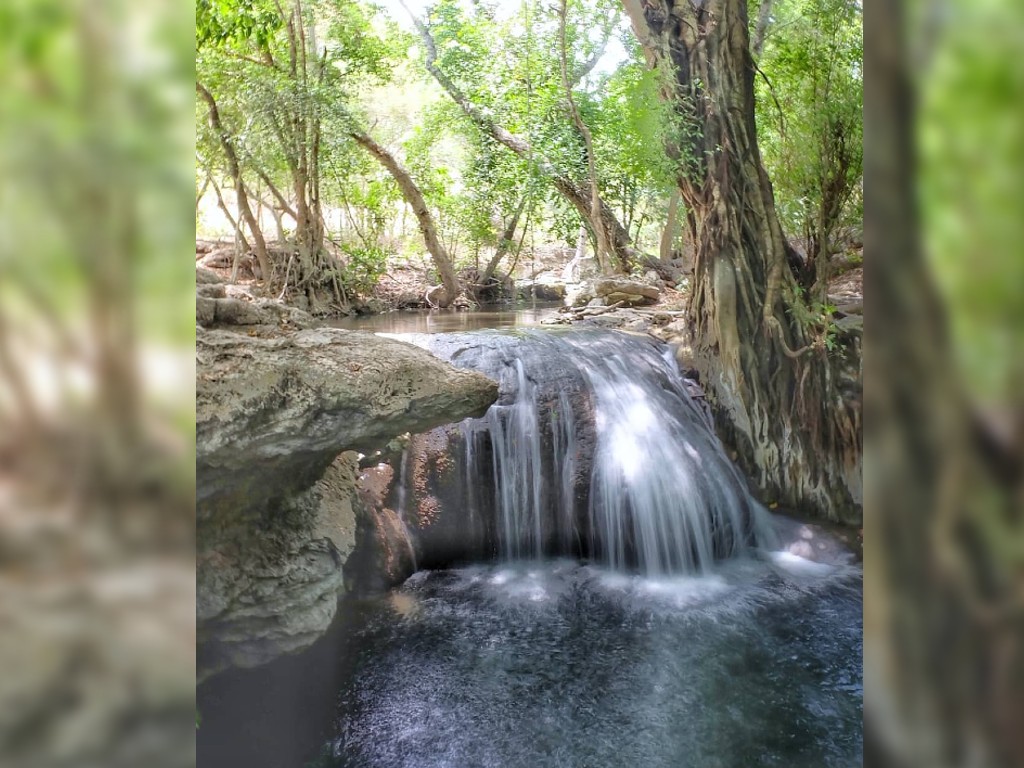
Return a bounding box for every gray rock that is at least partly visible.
[592,277,660,301]
[212,297,263,326]
[225,283,257,300]
[196,327,498,679]
[196,266,223,284]
[196,296,216,326]
[197,453,359,680]
[196,282,226,299]
[568,277,661,307]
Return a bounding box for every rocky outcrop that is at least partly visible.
[565,276,662,308]
[195,265,314,329]
[197,327,498,680]
[515,275,568,301]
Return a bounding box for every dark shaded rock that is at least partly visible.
[196,266,223,284]
[196,296,216,326]
[197,282,227,299]
[212,297,263,325]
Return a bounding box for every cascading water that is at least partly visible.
[391,328,774,575]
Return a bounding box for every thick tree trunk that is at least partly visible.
[196,82,272,285]
[351,131,459,307]
[404,4,635,274]
[623,0,861,522]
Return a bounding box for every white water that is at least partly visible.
[403,328,776,575]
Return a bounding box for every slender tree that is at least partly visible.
[558,0,614,274]
[351,131,460,307]
[196,81,273,283]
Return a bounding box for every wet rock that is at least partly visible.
[386,329,761,572]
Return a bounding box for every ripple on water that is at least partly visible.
[322,554,862,768]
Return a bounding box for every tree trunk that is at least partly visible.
[482,194,528,284]
[659,188,680,264]
[403,3,635,274]
[351,131,459,307]
[623,0,861,522]
[196,82,272,285]
[558,0,614,275]
[752,0,775,59]
[196,174,210,217]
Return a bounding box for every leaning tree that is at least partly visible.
[623,0,861,522]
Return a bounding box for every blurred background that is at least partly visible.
[0,0,1020,766]
[0,0,195,766]
[865,0,1024,766]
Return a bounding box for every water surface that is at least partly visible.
[198,555,862,768]
[329,303,562,334]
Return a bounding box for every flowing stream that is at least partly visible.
[198,311,862,768]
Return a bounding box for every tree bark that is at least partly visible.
[196,82,272,285]
[752,0,775,58]
[482,194,527,284]
[659,188,680,264]
[351,131,459,307]
[623,0,861,522]
[558,0,614,275]
[403,2,634,274]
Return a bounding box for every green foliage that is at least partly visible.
[786,287,841,353]
[196,0,396,195]
[196,0,283,48]
[754,0,862,253]
[340,245,387,294]
[412,0,677,254]
[592,58,681,246]
[919,0,1024,403]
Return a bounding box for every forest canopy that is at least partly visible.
[195,0,862,310]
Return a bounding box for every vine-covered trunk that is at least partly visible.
[624,0,861,522]
[659,188,680,264]
[865,4,1024,764]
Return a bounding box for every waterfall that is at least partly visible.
[390,328,773,575]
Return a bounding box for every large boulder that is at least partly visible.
[197,327,498,680]
[197,327,498,515]
[566,276,662,308]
